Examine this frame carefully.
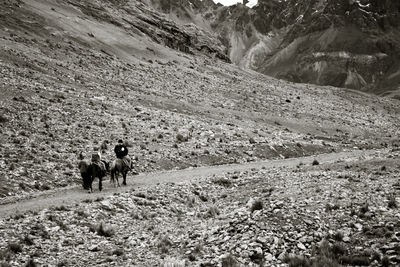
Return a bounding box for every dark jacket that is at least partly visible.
[114,144,128,159]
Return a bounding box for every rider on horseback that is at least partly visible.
[91,148,106,174]
[114,139,131,169]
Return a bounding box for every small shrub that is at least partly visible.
[359,203,369,215]
[56,220,69,231]
[249,199,263,213]
[30,224,49,239]
[388,195,397,209]
[212,177,232,187]
[25,259,37,267]
[339,255,370,266]
[221,254,240,267]
[199,194,208,202]
[176,133,187,142]
[157,236,173,254]
[381,256,390,267]
[0,248,12,261]
[350,208,357,216]
[96,222,115,237]
[54,205,69,211]
[332,232,344,242]
[112,248,124,256]
[284,255,310,267]
[312,159,320,166]
[88,224,97,233]
[22,235,34,246]
[57,260,68,267]
[331,242,346,256]
[0,114,8,123]
[75,210,88,217]
[8,242,22,253]
[13,213,25,220]
[186,196,196,208]
[41,184,51,190]
[204,205,220,218]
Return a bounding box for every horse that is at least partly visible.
[110,156,135,187]
[78,159,109,193]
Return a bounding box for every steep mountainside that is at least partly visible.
[149,0,400,97]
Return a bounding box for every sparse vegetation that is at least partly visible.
[331,231,344,242]
[176,133,188,142]
[157,236,173,254]
[204,205,220,218]
[221,254,240,267]
[0,114,8,123]
[212,177,232,187]
[388,195,397,209]
[249,199,263,213]
[95,222,115,238]
[112,248,124,256]
[8,242,22,254]
[22,235,34,246]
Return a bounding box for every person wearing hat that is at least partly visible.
[114,139,130,169]
[114,139,128,159]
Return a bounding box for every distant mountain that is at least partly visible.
[148,0,400,97]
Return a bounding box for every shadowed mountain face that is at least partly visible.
[149,0,400,97]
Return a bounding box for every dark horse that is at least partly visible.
[78,160,109,193]
[110,156,135,187]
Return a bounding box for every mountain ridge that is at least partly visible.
[149,0,400,97]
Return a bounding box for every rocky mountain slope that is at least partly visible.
[1,150,399,266]
[0,0,400,266]
[149,0,400,97]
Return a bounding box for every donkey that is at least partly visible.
[78,159,109,193]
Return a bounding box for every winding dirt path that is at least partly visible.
[0,149,384,218]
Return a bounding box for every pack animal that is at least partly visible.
[78,159,109,193]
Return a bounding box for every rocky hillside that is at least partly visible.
[149,0,400,97]
[1,150,399,266]
[0,0,400,266]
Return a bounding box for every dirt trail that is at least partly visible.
[0,149,383,218]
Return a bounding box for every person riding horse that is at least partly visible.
[111,139,133,186]
[114,139,130,169]
[91,149,106,173]
[78,151,108,192]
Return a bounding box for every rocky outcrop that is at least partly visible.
[62,0,230,62]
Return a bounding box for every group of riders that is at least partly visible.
[78,139,134,192]
[86,139,131,176]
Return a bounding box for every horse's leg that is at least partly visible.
[116,171,120,187]
[99,176,103,191]
[88,176,93,193]
[110,170,115,187]
[122,171,127,186]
